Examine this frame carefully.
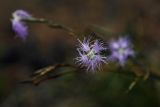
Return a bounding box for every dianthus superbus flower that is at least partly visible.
[11,10,32,41]
[109,37,134,66]
[75,38,107,72]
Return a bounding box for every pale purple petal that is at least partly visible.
[12,19,28,40]
[78,38,90,52]
[92,40,106,53]
[118,37,129,48]
[109,40,120,50]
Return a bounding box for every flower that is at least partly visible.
[75,38,107,72]
[11,10,32,41]
[109,37,134,66]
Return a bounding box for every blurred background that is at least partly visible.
[0,0,160,107]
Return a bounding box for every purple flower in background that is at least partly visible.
[109,37,134,66]
[75,38,107,72]
[11,10,32,41]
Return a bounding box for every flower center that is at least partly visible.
[118,48,125,55]
[87,49,96,60]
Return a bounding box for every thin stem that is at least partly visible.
[24,18,78,38]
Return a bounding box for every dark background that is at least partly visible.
[0,0,160,107]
